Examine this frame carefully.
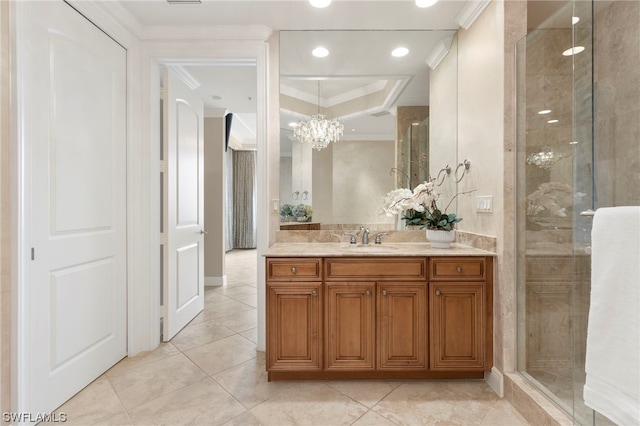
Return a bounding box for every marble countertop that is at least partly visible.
[263,242,495,257]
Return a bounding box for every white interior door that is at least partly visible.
[162,67,205,341]
[23,1,127,415]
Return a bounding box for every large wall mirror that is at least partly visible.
[279,30,458,230]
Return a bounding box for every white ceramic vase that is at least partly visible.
[426,229,455,249]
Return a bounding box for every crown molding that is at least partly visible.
[455,0,492,30]
[167,66,201,90]
[425,35,454,70]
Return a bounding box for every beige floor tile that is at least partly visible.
[480,399,529,426]
[93,412,133,425]
[229,293,258,307]
[127,378,246,426]
[372,381,499,425]
[203,296,255,319]
[248,382,368,425]
[185,334,257,376]
[239,327,258,344]
[327,380,402,408]
[46,376,126,426]
[351,411,398,426]
[212,354,289,409]
[221,411,264,426]
[170,319,237,352]
[106,343,180,378]
[109,353,208,410]
[216,309,257,333]
[215,284,257,298]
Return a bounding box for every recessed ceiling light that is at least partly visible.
[210,95,223,100]
[562,46,585,56]
[415,0,438,7]
[309,0,331,8]
[312,47,329,58]
[569,141,578,145]
[547,119,559,124]
[538,109,551,115]
[391,47,409,58]
[572,16,580,25]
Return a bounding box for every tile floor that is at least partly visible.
[49,249,530,425]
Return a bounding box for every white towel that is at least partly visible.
[584,206,640,425]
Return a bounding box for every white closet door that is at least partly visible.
[22,1,127,415]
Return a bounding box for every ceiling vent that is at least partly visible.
[167,0,202,4]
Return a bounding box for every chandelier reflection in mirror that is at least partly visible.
[526,147,570,169]
[293,80,344,151]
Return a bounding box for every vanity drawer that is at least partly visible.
[429,257,486,281]
[267,258,322,281]
[325,257,427,281]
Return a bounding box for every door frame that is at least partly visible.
[142,38,271,349]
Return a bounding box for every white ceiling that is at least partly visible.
[115,0,476,146]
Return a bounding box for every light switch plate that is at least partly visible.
[476,195,493,213]
[272,199,279,213]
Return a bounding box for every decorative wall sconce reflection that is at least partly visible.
[526,148,570,170]
[435,165,451,186]
[292,191,300,200]
[302,190,309,200]
[454,159,471,183]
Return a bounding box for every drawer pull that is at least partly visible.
[456,267,463,273]
[382,290,387,296]
[436,290,442,296]
[365,290,371,296]
[291,267,297,274]
[311,290,317,297]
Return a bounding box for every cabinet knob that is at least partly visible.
[311,290,317,297]
[365,290,371,296]
[456,267,463,273]
[291,267,297,274]
[382,290,387,296]
[435,290,442,296]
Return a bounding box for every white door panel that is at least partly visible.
[22,1,127,414]
[163,68,205,341]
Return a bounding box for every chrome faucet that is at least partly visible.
[360,225,370,245]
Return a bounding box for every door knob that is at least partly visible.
[291,267,297,274]
[311,290,317,297]
[382,290,387,296]
[456,267,463,273]
[365,290,371,296]
[436,290,442,296]
[200,229,207,235]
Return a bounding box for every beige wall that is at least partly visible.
[204,117,225,283]
[451,0,526,377]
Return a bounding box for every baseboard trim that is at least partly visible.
[485,367,504,397]
[205,275,226,287]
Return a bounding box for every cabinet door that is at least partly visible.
[325,282,375,370]
[267,283,322,371]
[429,282,485,370]
[377,282,427,370]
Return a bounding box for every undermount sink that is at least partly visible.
[341,244,399,253]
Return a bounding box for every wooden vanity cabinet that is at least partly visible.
[429,257,493,371]
[377,282,427,370]
[266,255,493,380]
[266,258,323,372]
